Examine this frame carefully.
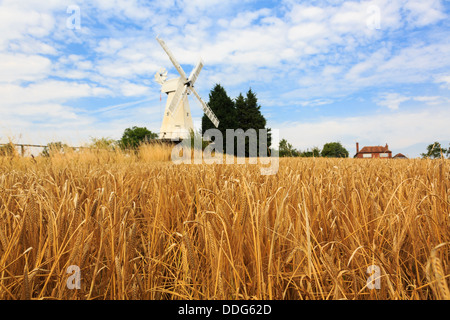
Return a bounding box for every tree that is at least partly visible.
[233,90,269,156]
[421,142,448,159]
[202,84,237,155]
[301,146,321,158]
[119,126,157,150]
[321,142,349,158]
[202,84,236,139]
[202,84,271,157]
[279,138,300,157]
[89,137,118,151]
[236,90,266,131]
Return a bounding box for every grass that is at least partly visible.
[0,146,449,300]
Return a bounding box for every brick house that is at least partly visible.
[354,142,392,159]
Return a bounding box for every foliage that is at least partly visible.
[89,137,118,151]
[235,89,270,157]
[421,142,448,159]
[301,146,321,158]
[201,84,237,151]
[202,84,271,156]
[321,142,349,158]
[119,126,158,150]
[279,138,300,157]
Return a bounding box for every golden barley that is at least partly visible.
[0,146,448,300]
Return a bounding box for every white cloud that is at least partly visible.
[120,82,150,97]
[0,81,111,106]
[413,96,448,105]
[0,53,52,83]
[403,0,446,27]
[0,6,55,47]
[376,93,410,110]
[435,75,450,89]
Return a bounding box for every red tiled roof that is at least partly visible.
[393,153,407,158]
[358,146,391,153]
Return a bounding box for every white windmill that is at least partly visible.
[155,37,219,140]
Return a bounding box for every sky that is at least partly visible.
[0,0,449,158]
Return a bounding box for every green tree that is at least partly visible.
[202,85,271,156]
[119,126,157,150]
[202,84,237,154]
[235,89,270,156]
[421,142,447,159]
[89,137,118,151]
[279,138,300,157]
[301,146,321,158]
[321,142,349,158]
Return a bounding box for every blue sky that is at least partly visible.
[1,0,449,157]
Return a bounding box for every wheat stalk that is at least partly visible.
[427,248,450,300]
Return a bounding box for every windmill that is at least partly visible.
[155,37,219,141]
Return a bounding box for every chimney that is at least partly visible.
[356,142,359,153]
[385,143,389,150]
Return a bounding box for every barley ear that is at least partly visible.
[22,261,31,300]
[427,249,450,300]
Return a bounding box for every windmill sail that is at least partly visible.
[190,87,219,128]
[167,78,188,115]
[188,60,203,86]
[156,37,187,80]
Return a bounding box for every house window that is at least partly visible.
[363,154,372,158]
[380,153,389,158]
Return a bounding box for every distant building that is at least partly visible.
[354,142,392,159]
[393,153,408,159]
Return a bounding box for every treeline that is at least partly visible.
[201,84,271,156]
[279,139,349,158]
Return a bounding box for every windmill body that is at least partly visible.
[159,78,194,140]
[155,37,219,141]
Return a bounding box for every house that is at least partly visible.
[354,142,392,159]
[393,153,408,159]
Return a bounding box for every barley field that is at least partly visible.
[0,146,449,300]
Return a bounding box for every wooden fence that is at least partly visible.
[0,143,87,157]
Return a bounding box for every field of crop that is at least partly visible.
[0,146,449,300]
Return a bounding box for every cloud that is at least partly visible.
[0,81,111,105]
[0,53,52,83]
[435,75,450,89]
[376,93,410,110]
[413,96,448,105]
[403,0,446,27]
